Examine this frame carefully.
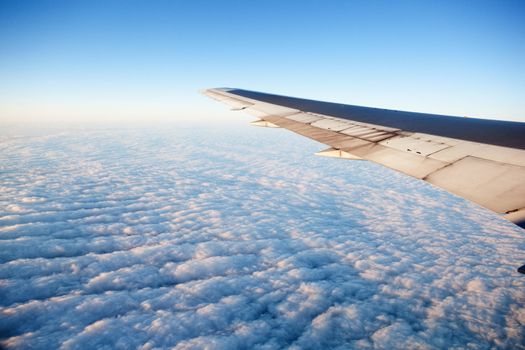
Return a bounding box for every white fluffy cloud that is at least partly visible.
[0,123,524,349]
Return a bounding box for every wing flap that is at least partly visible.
[425,156,525,213]
[339,142,448,179]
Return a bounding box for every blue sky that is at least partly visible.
[1,0,524,122]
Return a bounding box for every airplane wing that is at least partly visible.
[203,88,525,231]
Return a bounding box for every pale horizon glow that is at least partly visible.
[0,0,524,123]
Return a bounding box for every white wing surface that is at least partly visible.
[203,88,525,229]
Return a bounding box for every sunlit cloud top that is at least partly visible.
[1,124,524,348]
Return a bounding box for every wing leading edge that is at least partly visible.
[203,88,525,230]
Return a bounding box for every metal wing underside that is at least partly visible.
[203,88,525,228]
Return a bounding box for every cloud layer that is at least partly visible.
[1,123,524,349]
